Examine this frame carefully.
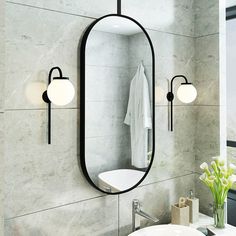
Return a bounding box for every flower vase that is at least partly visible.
[213,202,226,229]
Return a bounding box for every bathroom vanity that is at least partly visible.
[191,213,236,236]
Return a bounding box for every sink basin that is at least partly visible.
[128,225,205,236]
[98,169,145,192]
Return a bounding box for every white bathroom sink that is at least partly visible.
[98,169,145,192]
[128,224,205,236]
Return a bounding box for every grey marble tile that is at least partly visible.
[123,0,194,36]
[0,0,4,111]
[6,0,116,18]
[0,113,4,235]
[86,66,130,102]
[5,195,118,236]
[5,3,93,110]
[149,30,195,106]
[119,174,195,236]
[85,101,128,138]
[194,79,219,106]
[85,135,131,184]
[128,32,152,68]
[156,58,195,88]
[112,29,195,108]
[4,109,103,218]
[195,34,219,83]
[86,30,129,68]
[148,30,195,65]
[195,106,220,162]
[154,78,169,106]
[195,174,213,216]
[141,106,196,186]
[194,0,219,37]
[0,1,4,229]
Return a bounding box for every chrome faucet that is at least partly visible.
[132,199,159,232]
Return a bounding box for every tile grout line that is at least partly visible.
[5,173,195,221]
[146,28,194,38]
[195,32,219,39]
[5,1,97,20]
[6,1,204,39]
[3,104,220,112]
[6,1,220,39]
[5,195,106,221]
[139,172,195,188]
[4,107,80,112]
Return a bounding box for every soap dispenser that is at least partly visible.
[186,190,199,223]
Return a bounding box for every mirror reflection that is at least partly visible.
[84,16,154,193]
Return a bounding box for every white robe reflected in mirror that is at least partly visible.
[124,63,152,168]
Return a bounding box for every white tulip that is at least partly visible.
[211,161,217,168]
[200,162,209,170]
[212,156,219,161]
[221,178,229,187]
[199,173,207,181]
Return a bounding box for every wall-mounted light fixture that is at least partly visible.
[166,75,197,131]
[42,66,75,144]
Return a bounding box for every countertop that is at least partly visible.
[190,213,236,236]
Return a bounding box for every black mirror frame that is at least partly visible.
[80,14,156,194]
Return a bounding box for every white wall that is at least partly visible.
[226,0,236,7]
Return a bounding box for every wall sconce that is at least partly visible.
[166,75,197,131]
[42,66,75,144]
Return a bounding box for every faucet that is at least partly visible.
[132,199,159,232]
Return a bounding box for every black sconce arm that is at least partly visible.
[167,75,191,132]
[42,67,63,103]
[42,66,64,144]
[167,75,190,101]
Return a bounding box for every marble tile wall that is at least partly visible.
[0,113,3,236]
[85,30,131,183]
[0,114,3,236]
[194,0,221,216]
[0,0,4,112]
[3,0,221,235]
[128,32,153,100]
[0,0,4,235]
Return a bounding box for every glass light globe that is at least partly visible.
[47,78,75,106]
[177,84,197,103]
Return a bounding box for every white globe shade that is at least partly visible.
[177,84,197,103]
[47,79,75,106]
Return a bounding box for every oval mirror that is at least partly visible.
[80,14,155,194]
